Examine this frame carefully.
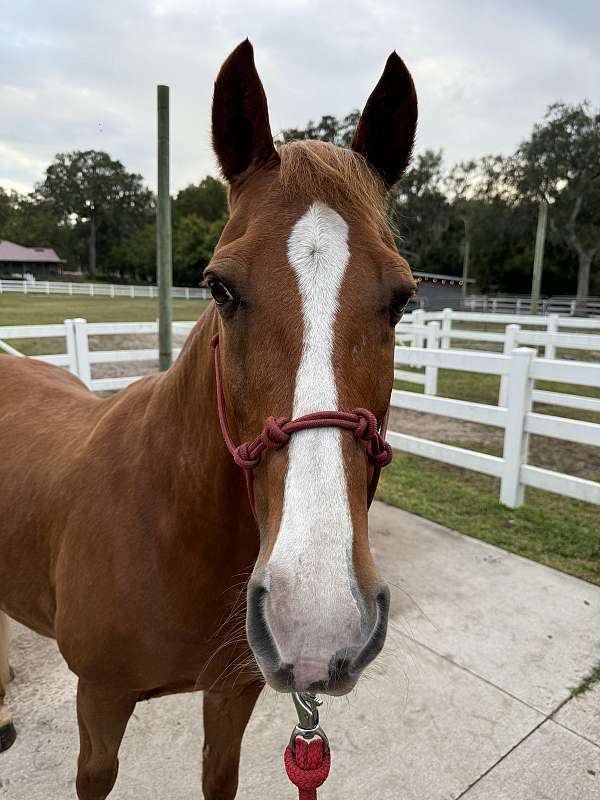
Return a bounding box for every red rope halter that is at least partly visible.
[209,334,393,520]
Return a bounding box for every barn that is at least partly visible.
[411,271,475,311]
[0,240,64,278]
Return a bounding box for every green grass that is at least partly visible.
[0,294,209,356]
[0,293,207,326]
[378,452,600,585]
[571,661,600,697]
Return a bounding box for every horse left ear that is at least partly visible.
[351,52,418,190]
[212,39,278,184]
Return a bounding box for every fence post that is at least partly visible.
[72,318,91,388]
[413,308,425,349]
[23,281,27,294]
[130,285,135,298]
[45,280,50,295]
[424,321,440,395]
[110,284,115,298]
[499,324,520,406]
[69,282,73,296]
[440,308,452,350]
[545,314,559,359]
[64,319,78,375]
[500,347,535,508]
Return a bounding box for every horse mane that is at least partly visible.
[278,140,390,233]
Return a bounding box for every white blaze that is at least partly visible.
[266,202,362,687]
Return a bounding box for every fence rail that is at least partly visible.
[0,278,209,300]
[1,315,599,509]
[460,294,600,316]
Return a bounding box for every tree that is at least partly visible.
[38,150,154,277]
[173,176,228,223]
[173,214,227,285]
[512,102,600,303]
[390,150,452,270]
[278,111,360,147]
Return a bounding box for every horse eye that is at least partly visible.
[389,288,416,324]
[209,280,234,306]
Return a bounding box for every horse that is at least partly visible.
[0,39,417,799]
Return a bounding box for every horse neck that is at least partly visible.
[147,307,256,572]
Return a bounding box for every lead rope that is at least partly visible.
[285,693,331,800]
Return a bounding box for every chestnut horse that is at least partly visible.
[0,40,417,798]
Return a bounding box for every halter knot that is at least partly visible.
[352,407,378,441]
[233,442,262,470]
[367,438,394,467]
[260,416,291,450]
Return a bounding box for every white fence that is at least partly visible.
[0,278,209,300]
[461,294,600,316]
[1,316,599,509]
[391,345,600,508]
[397,308,600,410]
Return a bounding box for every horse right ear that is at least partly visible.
[351,52,418,190]
[212,40,278,184]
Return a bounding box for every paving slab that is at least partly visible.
[461,719,600,800]
[554,683,600,747]
[1,622,541,800]
[370,502,600,714]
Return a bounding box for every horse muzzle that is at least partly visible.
[246,582,390,694]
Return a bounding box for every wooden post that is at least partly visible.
[530,201,548,315]
[461,237,470,299]
[500,347,535,508]
[545,314,559,359]
[441,308,452,350]
[499,324,520,407]
[157,85,173,371]
[424,322,440,396]
[72,318,91,388]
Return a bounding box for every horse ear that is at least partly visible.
[212,39,278,184]
[351,52,418,190]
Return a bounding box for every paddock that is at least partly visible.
[1,502,599,799]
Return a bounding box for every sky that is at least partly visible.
[1,0,599,195]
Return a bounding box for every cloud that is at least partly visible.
[1,0,599,194]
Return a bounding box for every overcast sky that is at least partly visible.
[1,0,599,195]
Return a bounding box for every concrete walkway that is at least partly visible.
[1,501,599,799]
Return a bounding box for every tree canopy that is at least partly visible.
[1,101,598,300]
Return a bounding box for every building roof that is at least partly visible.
[0,240,63,263]
[413,270,475,283]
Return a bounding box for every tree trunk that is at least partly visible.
[88,211,97,279]
[576,250,592,307]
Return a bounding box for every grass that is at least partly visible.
[0,293,207,326]
[570,661,600,697]
[0,294,209,356]
[378,451,600,585]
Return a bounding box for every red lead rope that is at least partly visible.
[285,736,331,800]
[209,334,393,520]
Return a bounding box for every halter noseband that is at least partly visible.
[209,334,393,521]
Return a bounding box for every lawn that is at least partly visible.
[0,293,207,326]
[378,451,600,585]
[0,294,209,356]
